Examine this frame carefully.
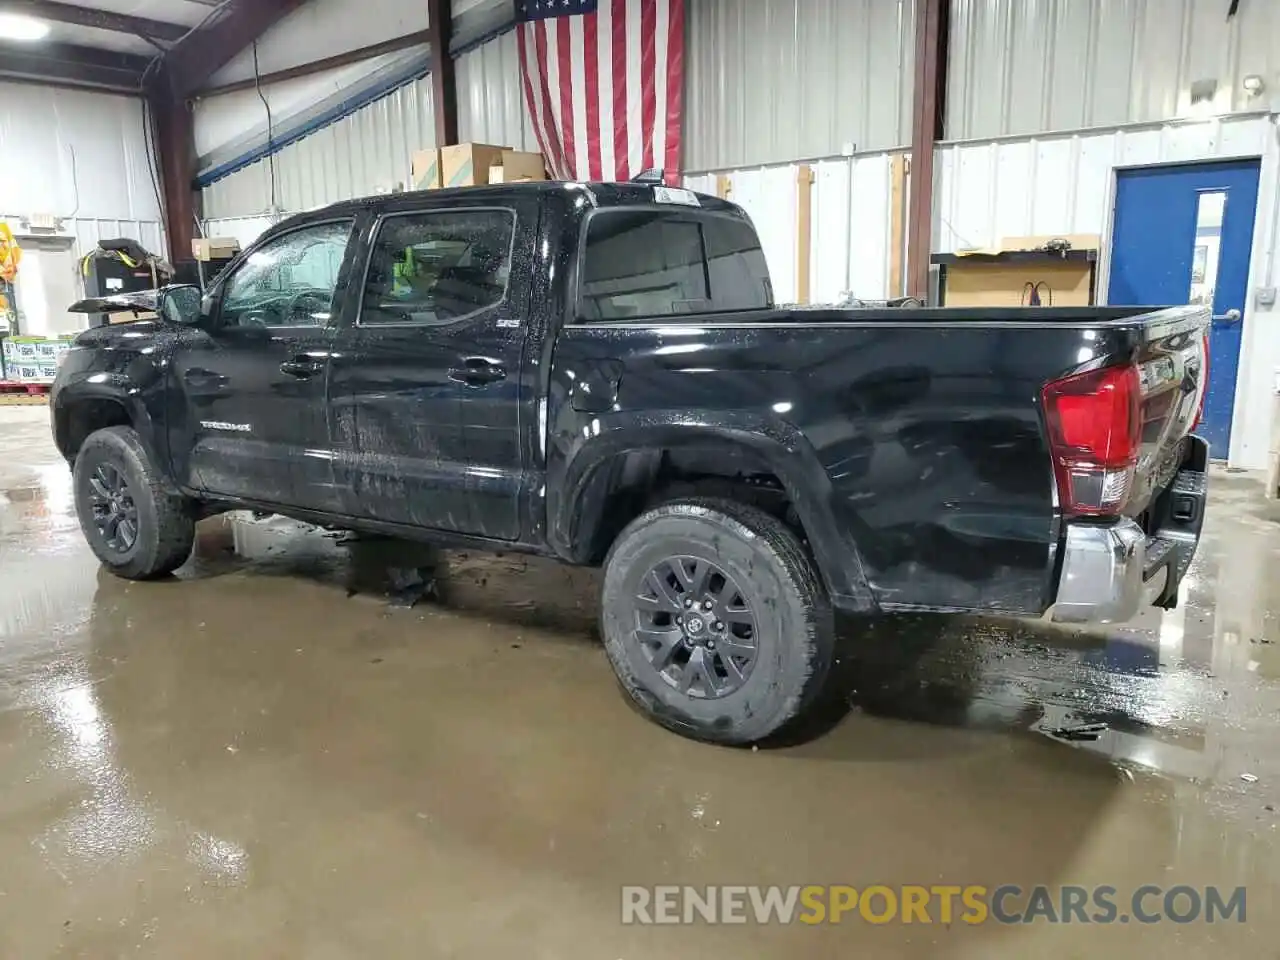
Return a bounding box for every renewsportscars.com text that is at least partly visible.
[621,884,1246,926]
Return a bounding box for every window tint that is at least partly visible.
[703,217,773,311]
[361,209,515,325]
[579,210,772,321]
[220,221,351,328]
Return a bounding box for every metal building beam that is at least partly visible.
[427,0,458,145]
[148,90,199,263]
[4,0,188,42]
[155,0,310,98]
[0,40,148,91]
[906,0,949,302]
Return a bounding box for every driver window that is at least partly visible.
[219,221,352,328]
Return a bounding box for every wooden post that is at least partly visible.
[796,165,814,304]
[888,154,907,298]
[906,0,949,301]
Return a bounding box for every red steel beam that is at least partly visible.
[906,0,949,302]
[148,90,198,264]
[426,0,458,146]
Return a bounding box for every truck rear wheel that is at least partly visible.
[73,426,195,580]
[599,498,835,744]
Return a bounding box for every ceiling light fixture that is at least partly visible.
[0,13,50,42]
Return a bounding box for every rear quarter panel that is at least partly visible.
[550,314,1149,615]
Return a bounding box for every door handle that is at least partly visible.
[1213,308,1242,324]
[280,357,324,378]
[448,357,507,386]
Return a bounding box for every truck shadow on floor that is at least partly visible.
[184,513,1207,762]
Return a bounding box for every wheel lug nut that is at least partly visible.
[702,600,713,611]
[707,640,716,650]
[714,621,724,631]
[675,616,683,625]
[684,598,693,608]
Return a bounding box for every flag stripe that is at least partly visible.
[556,16,578,183]
[664,0,684,183]
[568,16,591,178]
[517,25,554,177]
[640,0,656,172]
[624,0,643,177]
[582,11,602,180]
[515,0,683,184]
[533,20,569,178]
[611,0,629,181]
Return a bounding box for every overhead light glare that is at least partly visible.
[0,14,50,41]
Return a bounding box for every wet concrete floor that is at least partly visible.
[2,405,1280,957]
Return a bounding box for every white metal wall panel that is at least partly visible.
[948,0,1280,140]
[938,113,1280,472]
[202,76,436,220]
[685,151,896,305]
[455,31,537,151]
[684,0,914,173]
[0,82,161,224]
[936,114,1273,252]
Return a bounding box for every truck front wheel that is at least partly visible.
[599,498,835,744]
[72,426,196,580]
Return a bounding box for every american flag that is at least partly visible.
[514,0,685,184]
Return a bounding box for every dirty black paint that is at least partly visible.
[53,181,1207,618]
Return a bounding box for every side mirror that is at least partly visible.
[158,284,204,326]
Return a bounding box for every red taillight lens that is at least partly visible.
[1043,365,1141,517]
[1192,333,1210,430]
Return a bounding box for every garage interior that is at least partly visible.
[3,0,1280,955]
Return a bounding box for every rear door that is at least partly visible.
[329,195,539,539]
[1108,159,1260,457]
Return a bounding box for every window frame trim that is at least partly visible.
[213,217,356,330]
[569,206,774,326]
[354,205,520,330]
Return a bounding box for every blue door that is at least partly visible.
[1109,159,1260,457]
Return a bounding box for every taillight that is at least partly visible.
[1042,364,1141,517]
[1192,333,1209,430]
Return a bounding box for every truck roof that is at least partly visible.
[274,180,747,231]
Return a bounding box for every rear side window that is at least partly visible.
[579,210,773,321]
[360,209,515,326]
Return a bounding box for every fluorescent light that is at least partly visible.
[0,14,50,41]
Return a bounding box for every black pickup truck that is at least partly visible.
[52,181,1210,744]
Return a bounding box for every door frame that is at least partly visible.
[1099,152,1270,466]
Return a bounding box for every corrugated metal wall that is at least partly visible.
[684,0,914,172]
[202,76,436,220]
[948,0,1280,141]
[455,30,537,152]
[0,82,161,226]
[936,113,1274,252]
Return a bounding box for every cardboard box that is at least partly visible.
[192,237,240,262]
[440,143,507,189]
[412,148,442,190]
[495,150,546,183]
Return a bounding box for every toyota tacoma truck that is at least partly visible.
[52,180,1210,744]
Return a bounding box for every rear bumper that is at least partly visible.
[1051,436,1207,624]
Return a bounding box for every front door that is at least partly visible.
[1109,159,1260,457]
[169,219,356,511]
[329,197,536,539]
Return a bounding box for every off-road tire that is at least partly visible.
[600,497,835,744]
[73,426,195,580]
